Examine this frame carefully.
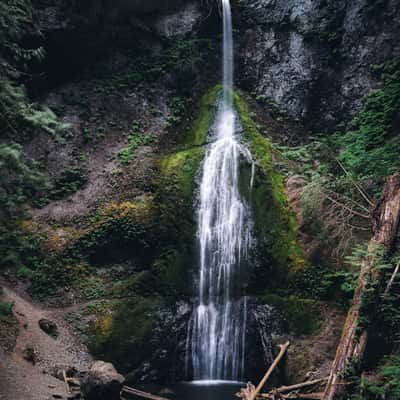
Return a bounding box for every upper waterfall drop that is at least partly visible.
[188,0,255,381]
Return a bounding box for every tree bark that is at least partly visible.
[323,173,400,400]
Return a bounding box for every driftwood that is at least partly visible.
[121,385,169,400]
[237,341,290,400]
[323,173,400,400]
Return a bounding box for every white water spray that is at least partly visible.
[189,0,254,381]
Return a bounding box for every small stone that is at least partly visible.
[39,318,59,338]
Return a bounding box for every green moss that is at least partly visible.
[234,92,307,287]
[180,84,221,149]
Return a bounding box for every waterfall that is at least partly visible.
[189,0,254,381]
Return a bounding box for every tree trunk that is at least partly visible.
[323,173,400,400]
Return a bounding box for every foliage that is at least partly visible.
[0,80,70,140]
[291,263,358,304]
[0,0,45,77]
[336,61,400,195]
[0,143,45,268]
[118,120,157,165]
[353,355,400,400]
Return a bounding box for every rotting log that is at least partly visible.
[323,173,400,400]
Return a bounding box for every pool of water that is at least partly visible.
[127,380,246,400]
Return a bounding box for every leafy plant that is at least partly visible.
[118,121,157,165]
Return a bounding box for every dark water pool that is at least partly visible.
[127,380,246,400]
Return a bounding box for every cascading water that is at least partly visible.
[188,0,254,381]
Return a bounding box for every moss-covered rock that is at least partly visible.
[70,196,155,264]
[234,92,307,290]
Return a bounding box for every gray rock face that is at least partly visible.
[236,0,400,129]
[153,2,203,38]
[81,361,125,400]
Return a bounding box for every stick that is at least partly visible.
[121,385,169,400]
[249,341,290,400]
[62,370,70,394]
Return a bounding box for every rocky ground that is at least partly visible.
[0,283,92,400]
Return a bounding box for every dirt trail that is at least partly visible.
[0,286,92,400]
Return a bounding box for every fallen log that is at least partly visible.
[323,173,400,400]
[247,341,290,400]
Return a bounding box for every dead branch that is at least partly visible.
[248,342,290,400]
[383,261,400,296]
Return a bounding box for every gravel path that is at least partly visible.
[0,286,92,400]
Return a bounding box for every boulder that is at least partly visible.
[22,345,37,364]
[81,361,124,400]
[39,318,59,338]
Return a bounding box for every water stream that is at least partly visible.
[188,0,255,381]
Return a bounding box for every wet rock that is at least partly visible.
[39,318,59,338]
[81,361,124,400]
